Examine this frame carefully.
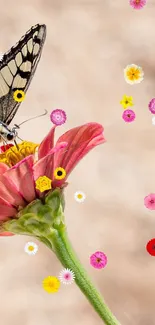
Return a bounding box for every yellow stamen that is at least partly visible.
[0,141,39,167]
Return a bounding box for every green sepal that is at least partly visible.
[3,188,66,237]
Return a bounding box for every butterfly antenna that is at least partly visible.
[16,109,48,127]
[16,135,24,142]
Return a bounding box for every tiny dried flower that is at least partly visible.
[42,276,60,293]
[124,64,144,85]
[24,242,38,255]
[129,0,146,10]
[35,175,52,192]
[122,109,136,123]
[146,238,155,256]
[50,109,67,126]
[90,251,107,269]
[59,268,75,285]
[54,167,66,180]
[13,90,25,102]
[74,191,86,203]
[120,95,134,109]
[144,194,155,210]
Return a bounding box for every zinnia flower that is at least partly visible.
[0,122,120,325]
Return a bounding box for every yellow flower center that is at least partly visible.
[0,141,38,167]
[28,245,34,251]
[77,194,83,199]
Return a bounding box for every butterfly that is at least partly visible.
[0,23,46,145]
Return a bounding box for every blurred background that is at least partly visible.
[0,0,155,324]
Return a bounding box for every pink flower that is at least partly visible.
[144,193,155,210]
[90,251,107,269]
[122,109,136,123]
[50,109,67,126]
[129,0,146,10]
[0,122,105,236]
[148,98,155,114]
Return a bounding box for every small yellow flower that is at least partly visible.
[42,276,60,293]
[13,90,25,102]
[54,167,66,180]
[120,95,134,109]
[124,64,144,85]
[35,176,52,193]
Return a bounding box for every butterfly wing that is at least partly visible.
[0,23,46,125]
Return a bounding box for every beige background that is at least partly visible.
[0,0,155,324]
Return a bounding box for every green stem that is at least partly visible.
[45,229,120,325]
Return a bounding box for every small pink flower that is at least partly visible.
[50,109,67,126]
[90,251,107,269]
[129,0,146,10]
[122,109,136,123]
[148,98,155,114]
[144,194,155,210]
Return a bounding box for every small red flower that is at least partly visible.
[146,238,155,256]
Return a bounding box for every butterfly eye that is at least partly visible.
[7,133,14,141]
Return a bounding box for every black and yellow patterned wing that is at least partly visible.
[0,23,46,125]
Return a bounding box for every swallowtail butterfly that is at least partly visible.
[0,23,46,144]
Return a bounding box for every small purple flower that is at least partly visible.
[50,109,67,126]
[148,98,155,114]
[122,109,136,123]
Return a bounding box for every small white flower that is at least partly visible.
[74,191,86,203]
[59,268,75,285]
[152,116,155,125]
[24,242,38,255]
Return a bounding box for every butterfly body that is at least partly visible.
[0,23,46,144]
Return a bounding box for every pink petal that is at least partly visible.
[53,123,105,186]
[0,163,9,175]
[0,197,17,220]
[38,126,56,159]
[6,156,36,203]
[33,142,68,195]
[0,232,14,236]
[0,173,26,208]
